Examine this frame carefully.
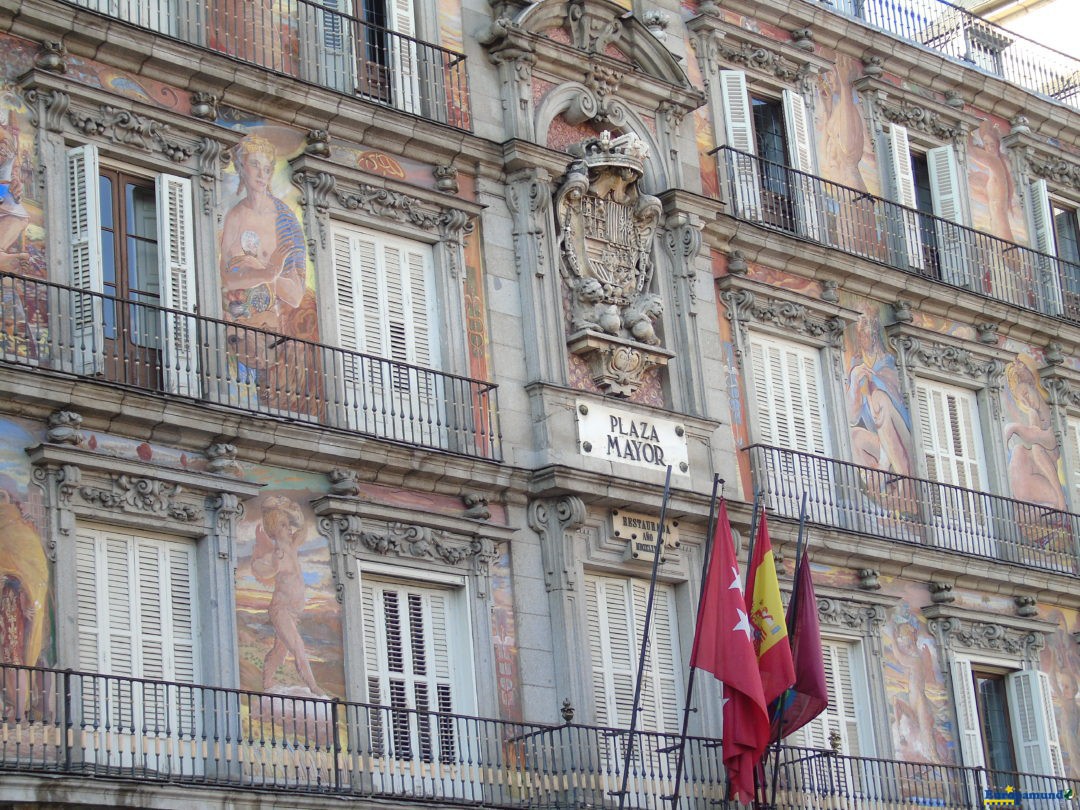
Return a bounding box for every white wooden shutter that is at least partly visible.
[1029,179,1065,315]
[950,659,986,769]
[915,380,984,491]
[1066,417,1080,512]
[883,125,925,271]
[927,145,971,287]
[74,528,199,683]
[361,579,459,762]
[1006,670,1066,778]
[388,0,421,114]
[585,575,682,733]
[719,70,761,220]
[782,88,821,241]
[156,174,200,397]
[67,144,104,374]
[749,335,831,518]
[793,639,863,756]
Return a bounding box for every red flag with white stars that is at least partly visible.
[689,500,770,804]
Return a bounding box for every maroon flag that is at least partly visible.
[771,549,827,739]
[690,501,770,804]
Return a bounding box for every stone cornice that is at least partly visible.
[854,74,980,149]
[922,603,1055,664]
[885,321,1013,386]
[1002,127,1080,200]
[311,493,517,544]
[687,6,834,94]
[717,273,859,349]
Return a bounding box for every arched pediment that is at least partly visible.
[514,0,694,90]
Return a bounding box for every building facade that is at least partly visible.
[0,0,1077,805]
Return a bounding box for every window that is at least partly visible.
[952,661,1065,782]
[914,379,991,554]
[790,638,873,756]
[747,333,832,518]
[1029,179,1078,315]
[74,526,200,766]
[66,144,199,396]
[329,224,441,441]
[360,575,475,797]
[584,574,682,732]
[882,125,968,286]
[719,70,819,238]
[1065,416,1080,511]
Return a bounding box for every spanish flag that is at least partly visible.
[744,510,795,704]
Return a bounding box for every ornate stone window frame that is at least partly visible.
[718,273,859,452]
[313,472,512,714]
[19,69,244,312]
[291,153,482,378]
[923,603,1054,670]
[527,494,701,729]
[811,585,899,759]
[886,319,1014,488]
[1003,123,1080,210]
[687,7,833,160]
[28,435,262,688]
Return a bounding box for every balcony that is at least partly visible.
[810,0,1080,109]
[0,271,502,461]
[1,662,1075,808]
[747,444,1080,576]
[58,0,472,130]
[718,147,1080,324]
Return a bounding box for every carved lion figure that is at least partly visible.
[624,293,663,346]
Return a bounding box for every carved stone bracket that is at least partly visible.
[923,603,1052,668]
[663,211,705,311]
[567,331,674,397]
[528,495,587,592]
[718,274,857,357]
[291,168,337,251]
[817,596,887,633]
[205,442,241,477]
[855,75,979,156]
[313,495,512,601]
[688,9,832,94]
[1003,127,1080,197]
[46,410,83,446]
[27,442,261,562]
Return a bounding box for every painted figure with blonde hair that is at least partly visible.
[220,135,307,333]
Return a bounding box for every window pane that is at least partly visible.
[1052,204,1080,266]
[975,673,1018,776]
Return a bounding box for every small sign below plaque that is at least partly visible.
[612,509,681,563]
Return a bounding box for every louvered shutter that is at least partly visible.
[748,335,830,518]
[1029,179,1065,314]
[585,575,681,733]
[361,579,458,763]
[1066,417,1080,511]
[1006,670,1065,779]
[793,640,863,756]
[916,380,988,549]
[306,0,354,92]
[950,659,986,769]
[389,0,421,114]
[67,144,105,374]
[74,529,199,738]
[782,88,821,241]
[927,145,971,287]
[156,174,200,397]
[882,125,925,271]
[719,70,761,220]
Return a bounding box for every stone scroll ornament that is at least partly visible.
[554,132,671,397]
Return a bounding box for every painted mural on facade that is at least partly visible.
[0,418,50,674]
[234,472,344,702]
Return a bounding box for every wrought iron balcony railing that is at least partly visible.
[60,0,471,130]
[811,0,1080,108]
[0,271,501,460]
[1,662,1075,808]
[747,444,1080,575]
[718,147,1080,324]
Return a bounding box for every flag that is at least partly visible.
[690,500,770,804]
[744,510,795,705]
[771,548,828,739]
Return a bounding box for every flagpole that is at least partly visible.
[743,494,765,810]
[616,464,674,810]
[664,474,723,807]
[766,491,809,810]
